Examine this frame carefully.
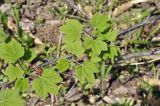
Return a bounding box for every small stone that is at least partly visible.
[103,96,115,104]
[0,3,11,13]
[65,87,83,102]
[89,95,99,104]
[20,19,35,31]
[23,7,35,20]
[128,87,137,95]
[113,86,128,95]
[114,97,121,103]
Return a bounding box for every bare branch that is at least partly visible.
[65,0,90,19]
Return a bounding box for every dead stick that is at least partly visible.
[106,57,160,68]
[65,0,90,19]
[122,49,160,59]
[117,15,160,36]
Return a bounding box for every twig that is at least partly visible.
[106,57,160,68]
[39,55,72,67]
[154,0,160,9]
[117,15,160,36]
[83,29,91,36]
[65,0,90,19]
[65,14,88,22]
[66,78,78,95]
[122,49,160,59]
[0,81,14,89]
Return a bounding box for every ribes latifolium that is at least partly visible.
[0,13,120,105]
[60,13,120,85]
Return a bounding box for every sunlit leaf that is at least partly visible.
[0,28,8,42]
[84,36,107,55]
[0,39,24,63]
[98,30,117,42]
[90,13,110,32]
[89,52,101,62]
[60,19,82,42]
[15,78,29,92]
[0,89,24,106]
[32,68,62,99]
[65,40,84,56]
[56,58,70,72]
[76,61,99,84]
[3,64,24,82]
[109,45,120,63]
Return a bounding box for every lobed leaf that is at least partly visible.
[89,52,101,62]
[109,45,120,63]
[76,61,99,84]
[0,28,8,42]
[0,89,24,106]
[90,13,109,32]
[60,19,82,42]
[84,36,107,55]
[3,64,24,82]
[32,68,62,99]
[15,78,29,92]
[98,30,117,42]
[0,39,24,63]
[56,58,70,72]
[65,40,84,56]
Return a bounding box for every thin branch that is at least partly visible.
[0,81,14,89]
[66,78,78,95]
[39,55,72,67]
[117,15,160,36]
[122,49,160,59]
[65,0,90,19]
[106,57,160,68]
[83,29,91,36]
[65,14,88,22]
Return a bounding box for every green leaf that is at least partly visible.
[0,28,8,42]
[84,36,107,55]
[15,78,29,92]
[56,58,70,72]
[109,45,120,63]
[0,39,24,63]
[76,61,99,84]
[3,64,24,82]
[60,19,84,56]
[32,68,62,99]
[60,19,82,42]
[65,40,84,56]
[21,32,33,45]
[0,89,24,106]
[22,48,37,62]
[89,52,101,62]
[98,30,117,42]
[105,30,117,42]
[90,13,109,32]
